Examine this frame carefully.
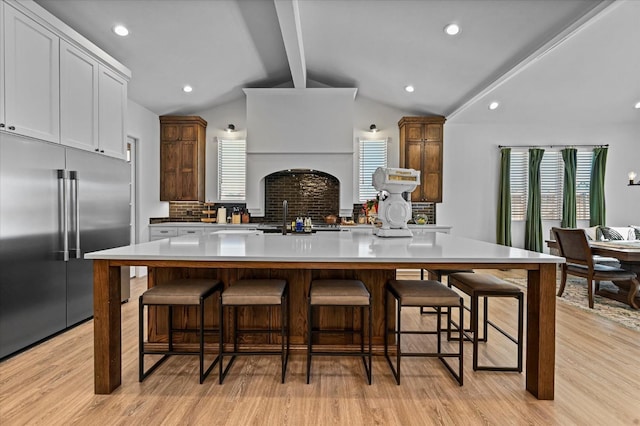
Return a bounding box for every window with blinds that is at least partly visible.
[359,138,388,202]
[575,151,592,220]
[218,139,246,201]
[510,150,592,221]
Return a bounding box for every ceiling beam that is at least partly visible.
[274,0,307,88]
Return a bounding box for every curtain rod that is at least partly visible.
[497,144,609,149]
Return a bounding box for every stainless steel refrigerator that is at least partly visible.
[0,134,130,358]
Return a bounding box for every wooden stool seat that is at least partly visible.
[219,279,290,384]
[307,279,372,384]
[221,279,287,305]
[139,279,223,384]
[390,280,461,306]
[309,279,370,305]
[142,279,220,305]
[385,279,464,385]
[447,272,523,372]
[449,273,521,295]
[420,269,474,315]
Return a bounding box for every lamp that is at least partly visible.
[225,124,235,133]
[629,171,640,186]
[369,124,378,133]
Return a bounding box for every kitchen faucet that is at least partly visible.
[282,200,288,235]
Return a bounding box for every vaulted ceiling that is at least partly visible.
[35,0,640,124]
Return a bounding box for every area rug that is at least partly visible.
[504,277,640,332]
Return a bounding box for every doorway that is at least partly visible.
[127,136,137,278]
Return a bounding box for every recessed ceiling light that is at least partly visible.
[404,85,415,93]
[635,101,640,109]
[113,25,129,37]
[444,23,460,36]
[182,85,193,93]
[488,101,500,110]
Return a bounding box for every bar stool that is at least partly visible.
[447,272,523,372]
[307,279,372,384]
[139,278,223,384]
[385,279,464,385]
[219,279,289,384]
[420,269,473,315]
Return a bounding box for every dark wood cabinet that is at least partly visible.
[398,116,445,202]
[160,116,207,201]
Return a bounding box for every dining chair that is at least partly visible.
[551,227,639,308]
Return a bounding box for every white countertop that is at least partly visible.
[87,231,563,265]
[148,222,452,230]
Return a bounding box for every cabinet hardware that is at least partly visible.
[0,123,5,128]
[8,126,16,130]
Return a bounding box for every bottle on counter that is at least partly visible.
[295,217,303,232]
[303,217,312,233]
[217,207,227,223]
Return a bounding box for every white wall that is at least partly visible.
[127,100,165,249]
[440,122,640,250]
[196,94,412,204]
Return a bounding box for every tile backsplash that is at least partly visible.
[157,199,435,225]
[157,169,435,225]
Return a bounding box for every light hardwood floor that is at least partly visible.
[1,270,639,425]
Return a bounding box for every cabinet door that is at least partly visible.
[178,140,197,200]
[0,3,4,129]
[179,124,198,141]
[3,6,59,143]
[160,141,179,201]
[425,124,442,141]
[60,40,98,152]
[423,141,442,202]
[406,141,424,202]
[405,123,423,141]
[98,65,127,159]
[161,124,180,142]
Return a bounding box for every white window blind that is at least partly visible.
[575,151,592,220]
[510,151,528,221]
[510,149,592,221]
[359,139,388,202]
[218,139,246,201]
[540,152,563,220]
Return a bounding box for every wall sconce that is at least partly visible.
[225,124,236,133]
[369,124,378,133]
[629,171,640,186]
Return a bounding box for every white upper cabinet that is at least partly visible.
[1,1,130,159]
[2,4,60,143]
[98,65,127,160]
[60,40,98,152]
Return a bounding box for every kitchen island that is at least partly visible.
[86,230,562,399]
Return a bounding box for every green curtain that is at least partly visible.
[496,148,512,246]
[561,148,577,228]
[589,147,608,227]
[525,148,544,252]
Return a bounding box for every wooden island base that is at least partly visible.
[146,266,397,350]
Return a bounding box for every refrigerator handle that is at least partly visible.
[70,171,81,259]
[58,170,69,262]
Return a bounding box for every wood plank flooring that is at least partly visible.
[1,270,639,425]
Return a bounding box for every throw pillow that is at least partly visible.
[630,225,640,240]
[584,225,599,241]
[599,226,625,241]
